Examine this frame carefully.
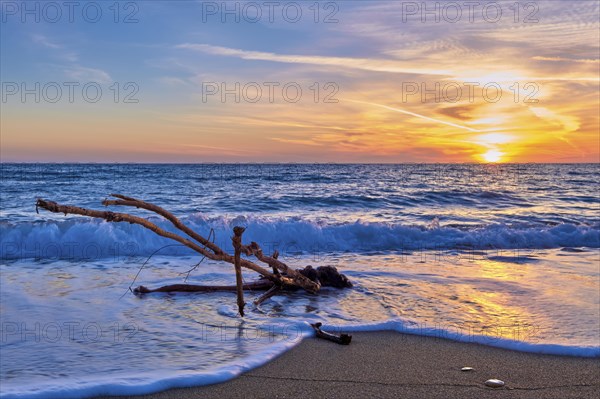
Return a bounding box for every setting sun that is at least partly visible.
[482,149,503,163]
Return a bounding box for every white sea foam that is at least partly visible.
[1,318,597,399]
[332,320,600,357]
[0,335,305,399]
[1,217,598,260]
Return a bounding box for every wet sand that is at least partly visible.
[94,331,599,399]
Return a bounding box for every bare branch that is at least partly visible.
[253,285,282,306]
[134,280,274,294]
[35,198,281,283]
[232,226,247,317]
[102,194,223,255]
[311,322,352,345]
[35,198,322,294]
[243,241,321,294]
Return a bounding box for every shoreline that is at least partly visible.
[93,331,600,399]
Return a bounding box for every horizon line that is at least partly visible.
[1,161,598,165]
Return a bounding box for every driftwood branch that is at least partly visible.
[130,265,351,295]
[232,226,246,317]
[133,280,274,294]
[102,194,223,255]
[35,196,352,311]
[253,285,282,306]
[100,194,320,293]
[311,322,352,345]
[36,198,296,287]
[243,241,321,293]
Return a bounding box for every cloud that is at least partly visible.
[32,34,62,49]
[31,34,81,62]
[437,104,480,120]
[529,106,580,132]
[30,36,112,84]
[532,56,600,64]
[270,137,320,146]
[156,76,189,87]
[347,100,482,132]
[176,43,451,76]
[175,143,258,156]
[64,66,112,84]
[62,52,79,62]
[528,106,583,154]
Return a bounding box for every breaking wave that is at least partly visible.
[2,216,598,260]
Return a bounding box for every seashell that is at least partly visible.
[461,367,474,371]
[485,379,505,388]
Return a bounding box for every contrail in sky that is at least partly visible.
[347,99,482,133]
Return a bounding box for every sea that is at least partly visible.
[0,163,599,398]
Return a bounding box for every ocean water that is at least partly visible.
[0,163,599,398]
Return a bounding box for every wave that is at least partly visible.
[1,319,597,399]
[0,334,306,399]
[277,190,532,208]
[340,319,600,357]
[1,216,598,260]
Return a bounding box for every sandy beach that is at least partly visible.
[93,331,599,399]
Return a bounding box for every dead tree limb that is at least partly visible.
[133,280,274,294]
[253,285,282,306]
[311,322,352,345]
[102,194,223,255]
[232,226,246,317]
[36,198,282,283]
[99,195,320,293]
[35,197,322,295]
[243,241,321,293]
[131,264,352,299]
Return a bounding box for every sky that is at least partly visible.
[1,0,599,163]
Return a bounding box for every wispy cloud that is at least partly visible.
[172,143,258,156]
[270,137,321,146]
[32,34,62,49]
[155,76,189,87]
[528,106,583,155]
[176,43,451,76]
[532,56,600,64]
[64,66,112,83]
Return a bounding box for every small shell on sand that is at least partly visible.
[461,367,474,371]
[485,379,505,388]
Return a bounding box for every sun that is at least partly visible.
[482,149,503,163]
